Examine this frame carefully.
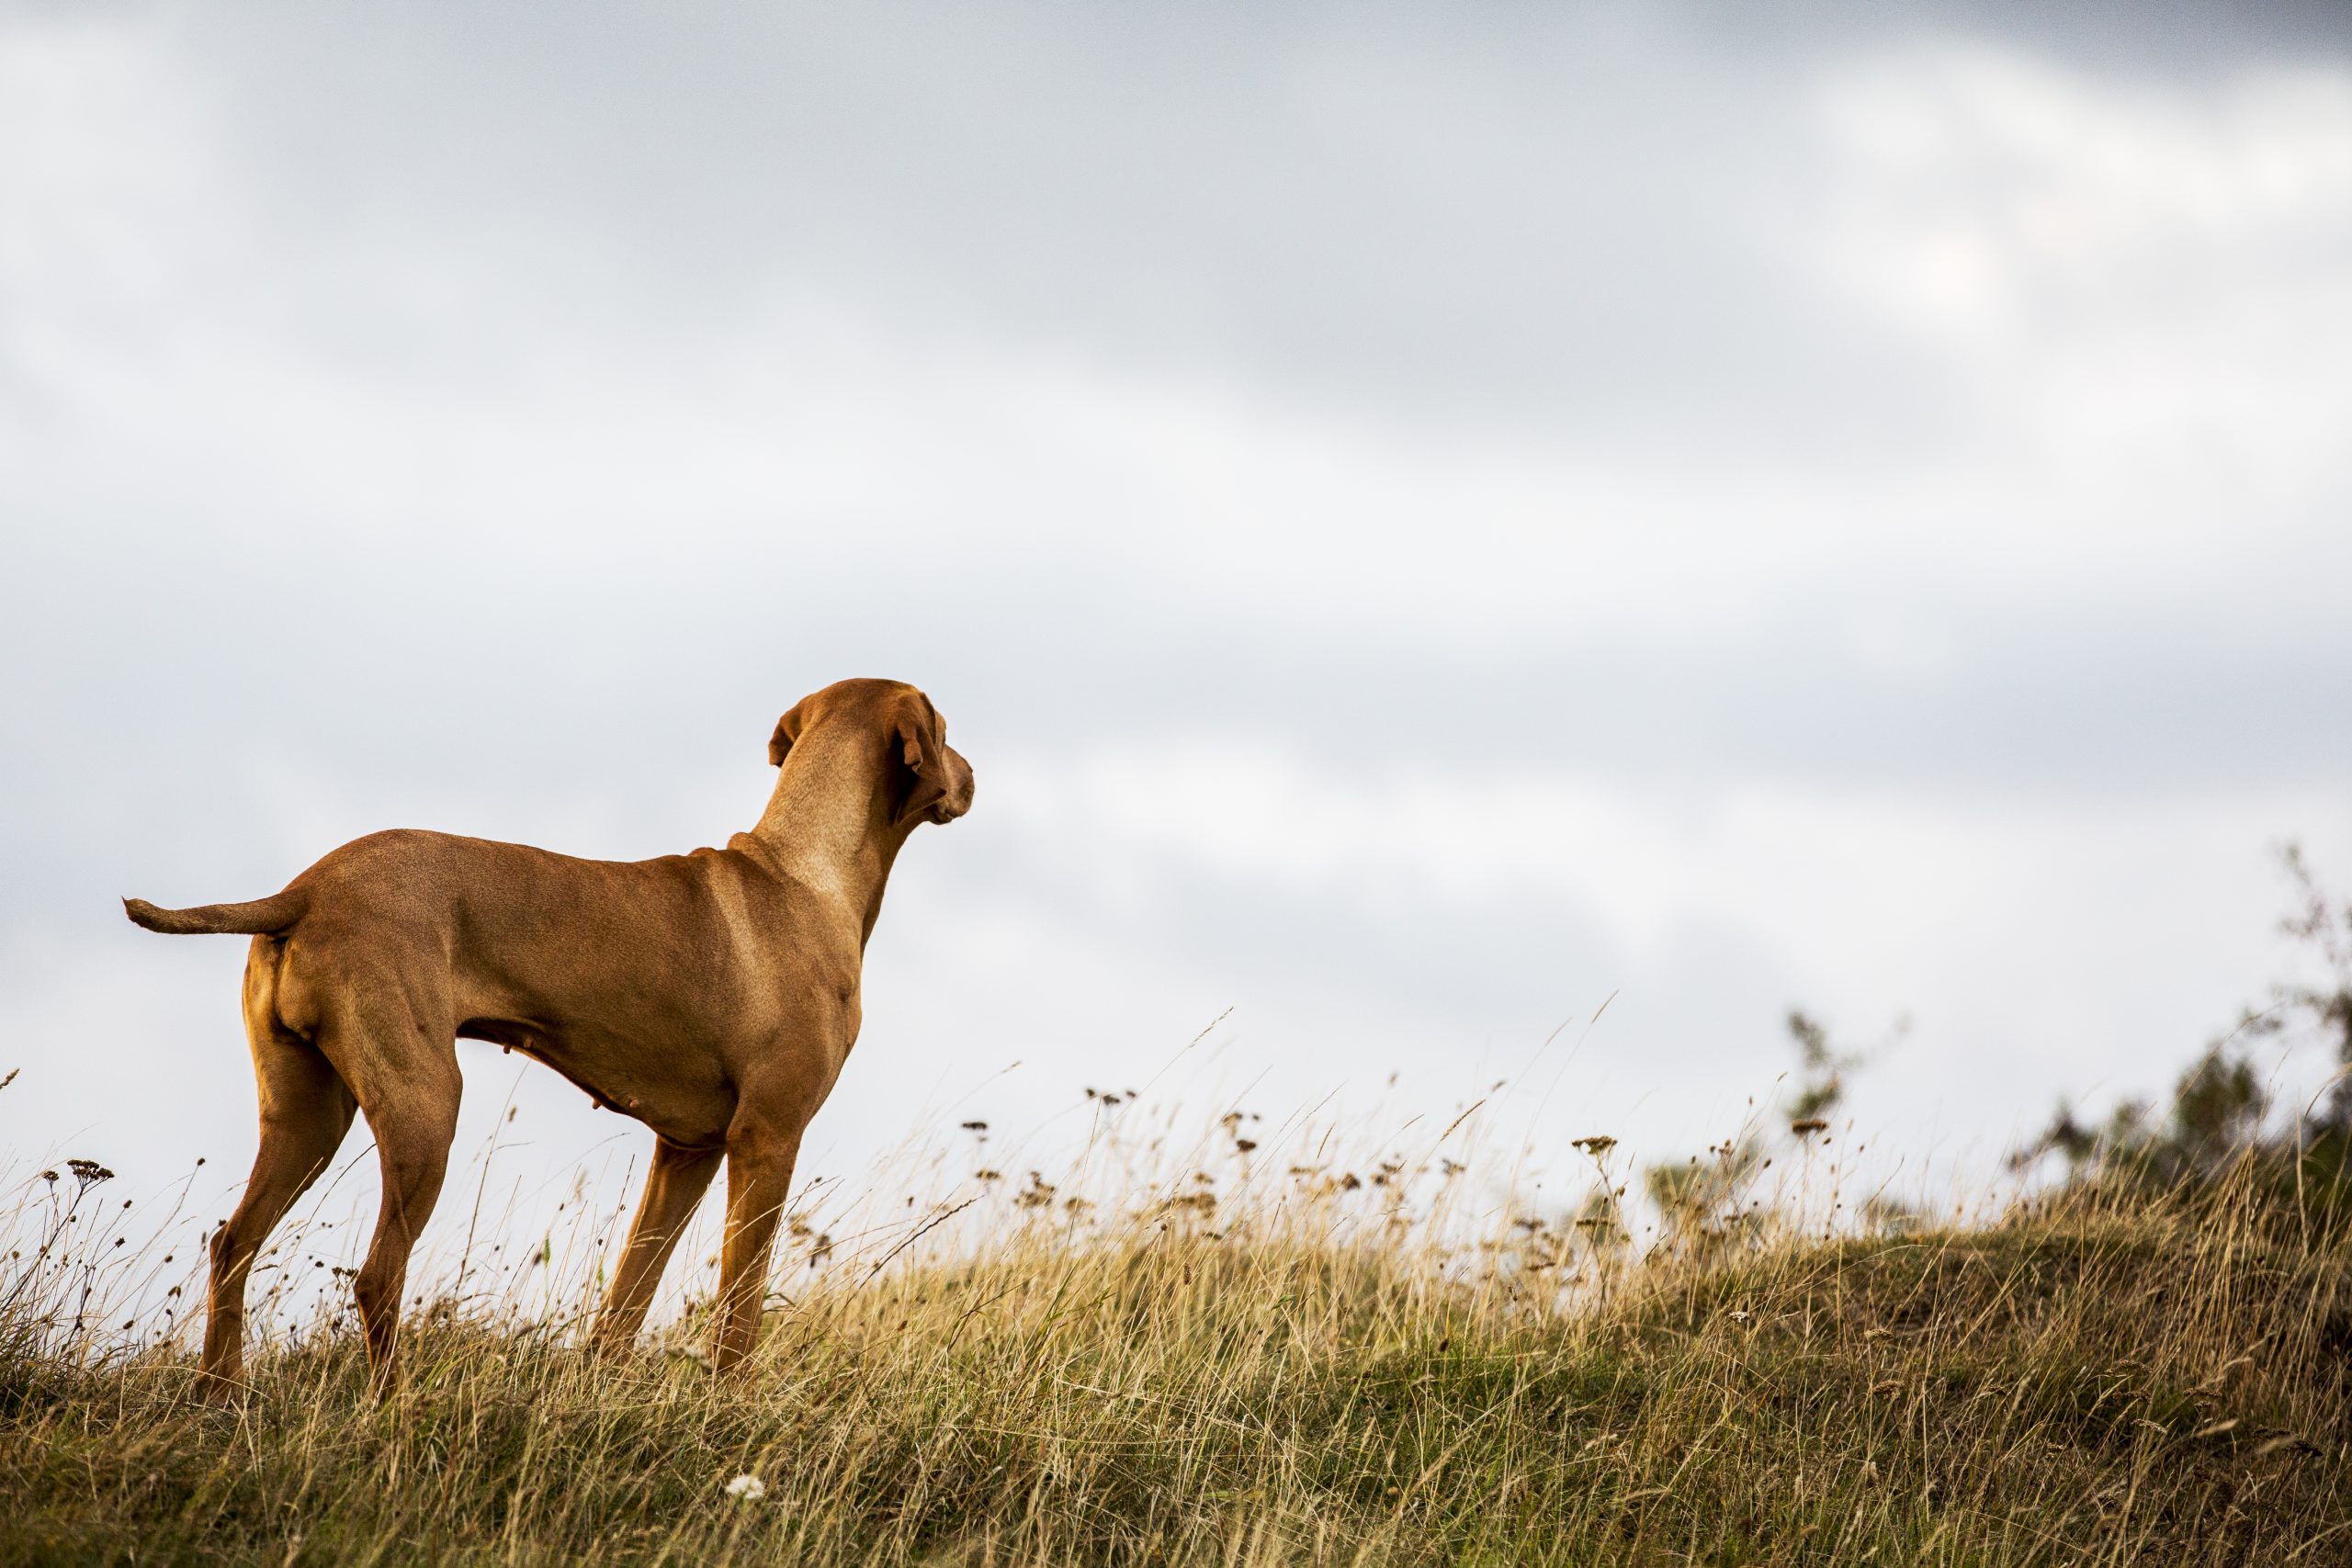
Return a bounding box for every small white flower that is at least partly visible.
[724,1473,767,1502]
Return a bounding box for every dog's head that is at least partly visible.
[768,679,974,830]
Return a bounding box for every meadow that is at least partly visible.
[3,1082,2348,1566]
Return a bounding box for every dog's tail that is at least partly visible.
[123,890,306,936]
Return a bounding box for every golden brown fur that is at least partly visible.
[126,678,973,1393]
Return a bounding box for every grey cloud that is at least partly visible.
[6,0,2350,1207]
[141,3,1982,456]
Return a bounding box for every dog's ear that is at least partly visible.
[889,694,954,829]
[768,699,808,767]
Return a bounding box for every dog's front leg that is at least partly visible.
[592,1139,723,1354]
[710,1111,803,1371]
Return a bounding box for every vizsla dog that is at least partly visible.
[126,678,973,1393]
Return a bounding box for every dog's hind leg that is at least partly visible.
[201,940,358,1397]
[308,971,463,1397]
[350,1080,459,1393]
[202,1028,356,1395]
[591,1139,723,1354]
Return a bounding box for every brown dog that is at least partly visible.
[126,678,973,1393]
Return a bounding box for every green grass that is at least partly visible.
[3,1150,2347,1565]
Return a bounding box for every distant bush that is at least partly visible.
[2016,843,2352,1236]
[1640,1007,1897,1258]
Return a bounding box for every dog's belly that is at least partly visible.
[458,1016,735,1147]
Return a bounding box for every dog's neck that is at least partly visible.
[735,724,910,947]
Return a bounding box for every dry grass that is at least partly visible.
[2,1120,2348,1566]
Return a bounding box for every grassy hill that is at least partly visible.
[4,1159,2347,1565]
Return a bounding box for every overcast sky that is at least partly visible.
[6,2,2352,1280]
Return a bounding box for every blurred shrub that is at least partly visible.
[2017,843,2352,1235]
